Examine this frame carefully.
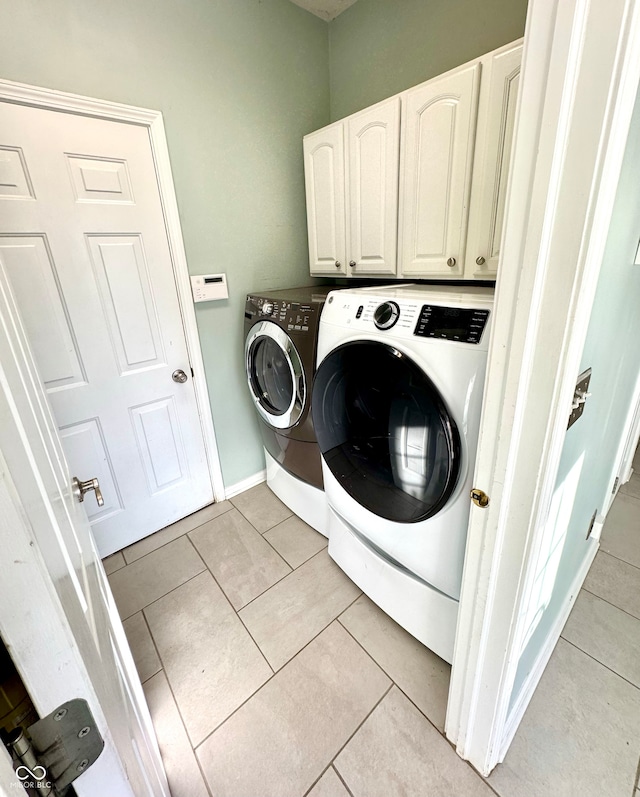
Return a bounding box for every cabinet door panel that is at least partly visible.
[304,123,347,275]
[465,43,522,279]
[399,64,480,277]
[347,97,400,276]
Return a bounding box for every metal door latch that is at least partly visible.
[470,488,490,508]
[568,368,592,430]
[6,699,104,794]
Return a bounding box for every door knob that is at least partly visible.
[476,256,486,266]
[447,257,457,268]
[172,369,188,383]
[72,477,104,507]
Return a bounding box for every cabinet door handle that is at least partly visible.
[335,261,341,269]
[349,260,356,268]
[476,256,486,266]
[447,257,456,267]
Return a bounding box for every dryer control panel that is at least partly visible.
[414,305,490,344]
[246,296,314,332]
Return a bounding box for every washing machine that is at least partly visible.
[245,286,331,536]
[312,284,494,661]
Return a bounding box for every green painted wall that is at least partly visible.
[510,87,640,707]
[0,0,329,488]
[327,0,528,121]
[0,0,529,490]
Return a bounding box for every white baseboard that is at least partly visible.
[498,538,599,762]
[224,469,266,500]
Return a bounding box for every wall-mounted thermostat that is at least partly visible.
[191,273,229,302]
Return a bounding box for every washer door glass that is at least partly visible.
[245,321,305,429]
[312,341,461,522]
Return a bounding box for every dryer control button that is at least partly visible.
[373,301,400,330]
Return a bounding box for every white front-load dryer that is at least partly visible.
[312,284,494,662]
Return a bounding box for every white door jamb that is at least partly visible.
[446,0,640,776]
[0,77,225,503]
[609,371,640,504]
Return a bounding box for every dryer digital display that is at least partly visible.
[414,305,490,344]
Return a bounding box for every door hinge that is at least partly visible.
[6,699,104,795]
[612,477,620,494]
[190,366,195,377]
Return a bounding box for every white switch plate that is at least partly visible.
[191,273,229,302]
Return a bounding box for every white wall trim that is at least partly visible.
[224,469,266,500]
[0,77,226,503]
[498,538,599,762]
[447,0,640,777]
[609,370,640,504]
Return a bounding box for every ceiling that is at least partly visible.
[288,0,359,21]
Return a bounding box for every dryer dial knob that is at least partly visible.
[373,301,400,330]
[261,302,274,315]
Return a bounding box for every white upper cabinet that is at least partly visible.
[304,39,523,281]
[304,123,347,275]
[464,41,523,279]
[398,64,481,278]
[347,98,400,276]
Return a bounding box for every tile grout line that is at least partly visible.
[560,637,640,692]
[140,610,164,679]
[138,584,217,797]
[302,759,357,797]
[332,764,356,797]
[611,489,640,508]
[234,546,329,613]
[581,585,640,621]
[252,511,295,537]
[142,560,275,772]
[335,615,450,737]
[201,561,276,677]
[137,606,216,797]
[597,547,640,572]
[147,662,215,797]
[119,565,208,622]
[229,493,293,536]
[102,554,127,576]
[120,502,234,565]
[187,526,292,614]
[192,613,362,754]
[322,684,394,791]
[334,613,502,796]
[259,518,328,572]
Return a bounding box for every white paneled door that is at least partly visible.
[0,101,214,556]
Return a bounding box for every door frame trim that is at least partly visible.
[445,0,640,776]
[0,77,225,503]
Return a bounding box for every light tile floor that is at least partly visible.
[104,479,640,797]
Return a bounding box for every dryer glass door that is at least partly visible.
[312,341,461,522]
[245,321,305,429]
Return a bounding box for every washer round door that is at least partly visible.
[245,321,306,429]
[312,340,461,522]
